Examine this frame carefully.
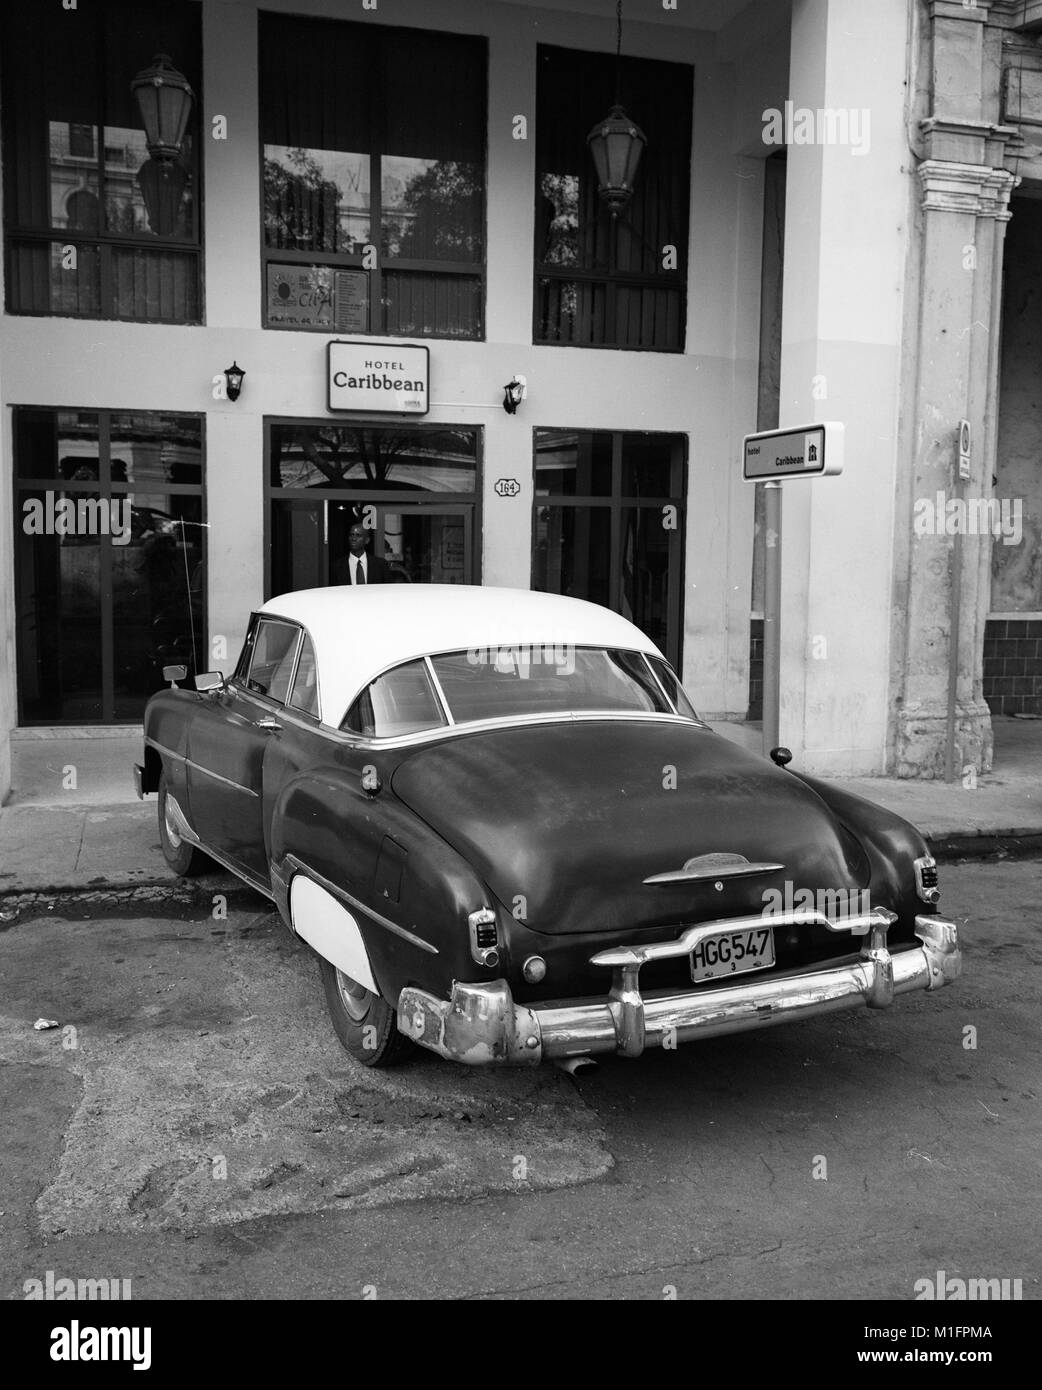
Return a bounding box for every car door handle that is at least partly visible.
[255,718,281,732]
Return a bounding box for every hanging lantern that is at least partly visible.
[131,53,194,162]
[587,3,646,218]
[587,104,646,217]
[136,156,188,236]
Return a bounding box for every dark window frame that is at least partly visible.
[533,44,692,352]
[258,12,488,340]
[13,404,207,725]
[263,416,484,596]
[1,0,204,324]
[531,427,687,669]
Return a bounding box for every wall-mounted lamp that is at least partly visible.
[224,362,245,402]
[502,375,527,414]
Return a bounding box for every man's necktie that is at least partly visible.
[355,558,366,585]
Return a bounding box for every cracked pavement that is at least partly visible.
[0,859,1039,1299]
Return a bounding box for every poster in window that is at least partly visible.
[267,264,335,327]
[266,264,370,330]
[333,270,369,333]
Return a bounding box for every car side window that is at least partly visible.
[341,660,446,738]
[648,654,700,720]
[287,633,319,718]
[245,619,300,703]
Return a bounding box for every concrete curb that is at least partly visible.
[927,831,1042,862]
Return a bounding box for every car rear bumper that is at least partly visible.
[396,914,962,1066]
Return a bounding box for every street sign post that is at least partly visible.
[743,422,844,757]
[743,421,844,481]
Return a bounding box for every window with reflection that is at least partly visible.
[342,660,446,738]
[534,46,692,350]
[1,1,201,322]
[533,429,686,668]
[260,14,486,338]
[267,421,481,593]
[14,408,205,723]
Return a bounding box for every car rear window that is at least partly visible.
[429,647,672,723]
[339,647,700,739]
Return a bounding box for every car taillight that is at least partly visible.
[468,908,500,968]
[914,855,940,905]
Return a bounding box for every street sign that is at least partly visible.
[742,422,844,480]
[742,420,844,762]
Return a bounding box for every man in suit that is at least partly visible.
[333,523,392,585]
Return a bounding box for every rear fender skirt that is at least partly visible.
[289,874,379,994]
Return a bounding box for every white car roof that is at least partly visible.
[257,584,664,728]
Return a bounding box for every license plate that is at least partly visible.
[690,925,775,983]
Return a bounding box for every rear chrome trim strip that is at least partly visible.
[281,853,438,954]
[644,861,785,885]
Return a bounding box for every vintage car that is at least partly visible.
[135,585,961,1068]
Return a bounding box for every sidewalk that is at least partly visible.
[1,719,1040,896]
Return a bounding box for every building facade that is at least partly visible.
[1,0,1039,803]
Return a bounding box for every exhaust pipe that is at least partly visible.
[554,1055,598,1076]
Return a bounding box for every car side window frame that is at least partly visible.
[232,616,260,686]
[644,653,702,722]
[286,628,321,721]
[240,617,303,706]
[340,658,448,740]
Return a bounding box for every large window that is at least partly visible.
[14,409,205,723]
[260,14,486,339]
[1,2,202,323]
[533,429,686,666]
[535,46,692,351]
[267,422,481,593]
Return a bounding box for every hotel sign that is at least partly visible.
[742,422,844,480]
[327,341,429,415]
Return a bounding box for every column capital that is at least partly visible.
[917,159,1021,217]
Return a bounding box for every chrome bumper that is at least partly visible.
[396,913,962,1066]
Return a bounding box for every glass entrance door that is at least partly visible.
[374,506,471,585]
[533,429,686,667]
[267,421,481,592]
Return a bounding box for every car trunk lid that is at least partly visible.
[391,720,870,936]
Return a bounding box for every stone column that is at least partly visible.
[775,0,911,776]
[891,0,1019,777]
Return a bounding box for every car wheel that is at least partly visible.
[318,955,414,1067]
[157,771,210,877]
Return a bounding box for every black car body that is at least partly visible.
[136,585,961,1067]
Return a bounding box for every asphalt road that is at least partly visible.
[0,858,1039,1301]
